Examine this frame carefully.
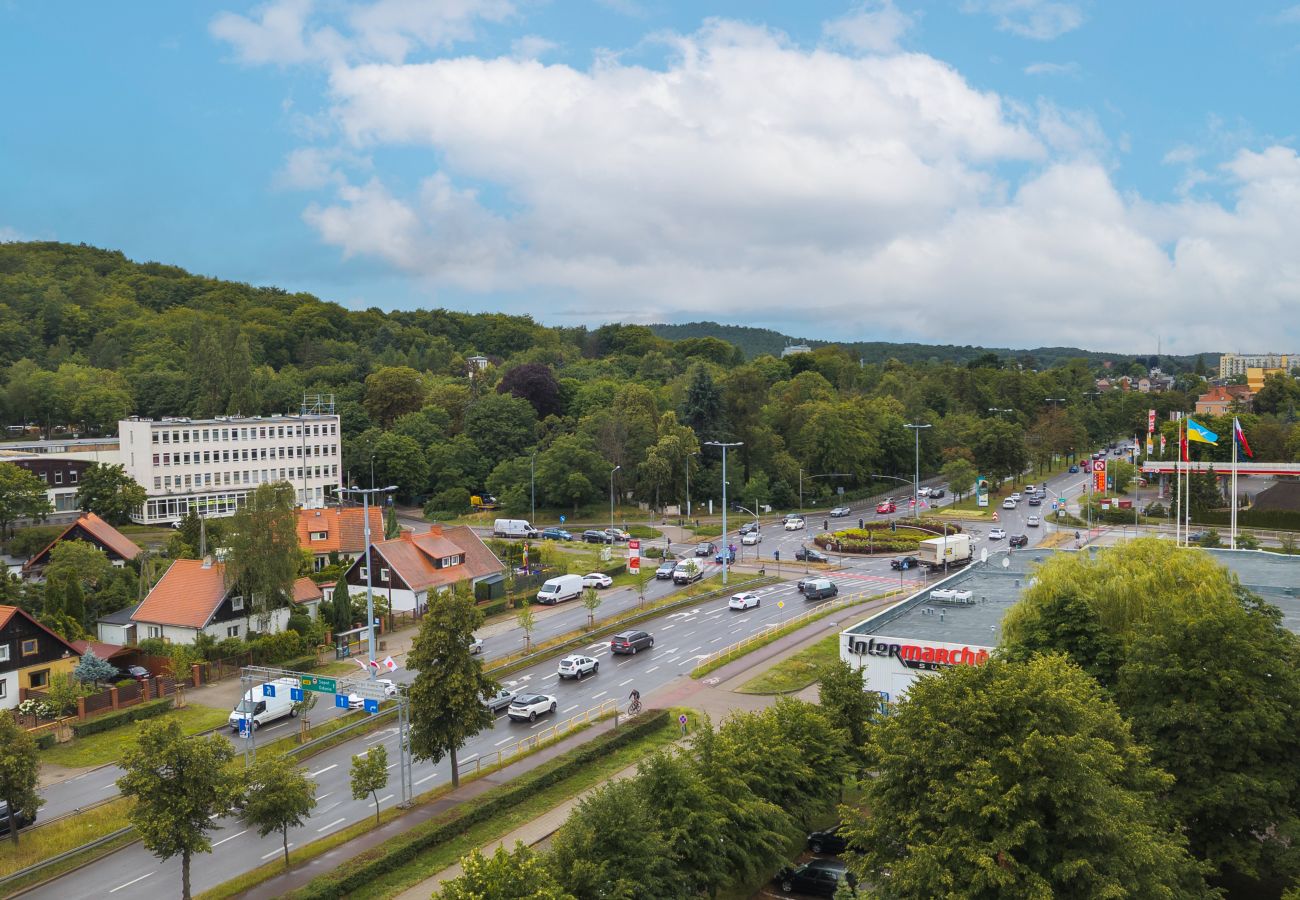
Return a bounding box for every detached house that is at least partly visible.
[130,557,324,645]
[296,505,384,572]
[341,525,504,614]
[0,605,82,710]
[22,512,142,578]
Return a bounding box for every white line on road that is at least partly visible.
[586,642,605,650]
[667,656,681,663]
[543,673,560,680]
[415,772,438,786]
[591,691,607,700]
[561,704,579,713]
[379,795,393,804]
[618,678,633,686]
[710,637,723,643]
[495,736,514,746]
[663,648,679,655]
[386,763,399,770]
[661,624,675,630]
[110,872,155,893]
[646,666,659,673]
[213,829,248,848]
[317,792,332,801]
[689,646,702,653]
[263,843,295,859]
[461,753,479,763]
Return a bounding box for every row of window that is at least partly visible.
[143,624,240,640]
[151,421,337,444]
[152,444,336,467]
[357,555,462,583]
[0,639,38,662]
[35,470,78,485]
[153,465,339,490]
[141,486,331,523]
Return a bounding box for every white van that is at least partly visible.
[536,573,584,605]
[229,677,299,732]
[494,519,539,539]
[672,558,704,585]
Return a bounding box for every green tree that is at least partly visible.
[239,755,318,868]
[843,655,1210,899]
[363,365,427,427]
[0,462,51,539]
[74,462,147,524]
[637,750,731,896]
[547,779,675,900]
[817,658,875,774]
[464,392,538,474]
[516,603,536,653]
[329,582,354,636]
[440,844,574,900]
[117,720,242,900]
[224,482,300,633]
[580,585,601,631]
[383,503,399,539]
[940,457,978,502]
[406,584,497,788]
[972,417,1029,483]
[349,744,389,825]
[73,648,119,686]
[372,432,430,502]
[0,713,42,845]
[1001,588,1123,688]
[679,363,725,442]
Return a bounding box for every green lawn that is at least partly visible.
[40,704,231,768]
[0,796,135,879]
[736,633,842,694]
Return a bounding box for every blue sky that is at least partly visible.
[3,1,1299,353]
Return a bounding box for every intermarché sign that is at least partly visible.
[849,637,990,672]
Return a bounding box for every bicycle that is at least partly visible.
[628,698,643,716]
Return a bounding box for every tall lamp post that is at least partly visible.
[902,423,931,519]
[609,465,621,535]
[530,450,538,525]
[705,441,743,585]
[338,484,397,679]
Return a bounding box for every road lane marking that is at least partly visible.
[387,762,399,770]
[415,772,438,786]
[667,656,681,663]
[591,691,607,700]
[263,843,295,858]
[317,792,332,801]
[110,873,155,892]
[586,642,605,650]
[710,637,723,643]
[618,678,633,686]
[495,736,514,746]
[212,829,248,848]
[646,666,659,673]
[689,646,702,653]
[661,624,675,630]
[561,704,579,713]
[543,673,560,680]
[379,795,393,804]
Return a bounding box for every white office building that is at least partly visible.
[118,414,342,524]
[1218,352,1295,379]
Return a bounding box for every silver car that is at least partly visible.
[483,687,515,712]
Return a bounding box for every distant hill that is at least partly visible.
[648,322,1217,371]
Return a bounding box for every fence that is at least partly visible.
[453,698,618,779]
[15,674,185,729]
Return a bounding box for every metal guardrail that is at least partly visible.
[454,698,618,779]
[0,826,134,894]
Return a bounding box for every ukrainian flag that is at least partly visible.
[1187,419,1218,445]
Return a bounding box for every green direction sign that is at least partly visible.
[300,675,337,694]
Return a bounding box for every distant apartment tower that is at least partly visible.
[117,412,342,524]
[1219,353,1294,379]
[781,344,813,358]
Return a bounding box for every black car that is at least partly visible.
[776,859,855,897]
[694,541,717,557]
[795,547,828,563]
[0,800,36,837]
[582,529,613,544]
[807,824,849,855]
[739,522,760,536]
[802,579,839,601]
[890,555,918,570]
[609,630,654,654]
[929,487,945,498]
[1009,534,1029,548]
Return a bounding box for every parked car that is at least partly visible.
[582,529,612,544]
[694,541,717,557]
[739,521,761,536]
[610,630,654,654]
[890,555,919,570]
[0,800,36,837]
[470,637,484,654]
[1002,498,1017,509]
[483,687,516,713]
[1027,514,1040,527]
[123,665,151,682]
[1009,533,1029,548]
[829,506,851,517]
[989,527,1006,540]
[715,547,737,565]
[581,572,613,589]
[604,528,631,542]
[741,531,762,545]
[347,678,398,710]
[508,693,557,722]
[656,559,678,579]
[493,518,539,539]
[802,579,839,601]
[929,487,945,498]
[807,824,849,854]
[540,527,573,541]
[876,500,896,514]
[795,546,829,563]
[729,592,761,610]
[557,655,599,679]
[775,859,855,898]
[784,517,806,531]
[537,573,585,604]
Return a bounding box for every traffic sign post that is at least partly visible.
[679,713,689,735]
[301,675,338,694]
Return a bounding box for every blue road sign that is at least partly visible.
[263,684,276,698]
[238,718,249,737]
[560,514,566,523]
[290,687,304,702]
[364,699,379,714]
[335,693,350,709]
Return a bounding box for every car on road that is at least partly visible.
[1028,496,1041,506]
[784,517,806,531]
[604,528,631,542]
[581,572,613,589]
[917,486,931,497]
[1025,484,1035,493]
[989,527,1006,540]
[729,592,761,610]
[739,521,761,536]
[802,578,839,601]
[656,558,678,579]
[1027,514,1040,527]
[807,824,849,854]
[540,527,573,541]
[1002,498,1017,509]
[876,500,896,514]
[1009,492,1021,502]
[741,531,762,545]
[673,558,704,584]
[929,487,945,498]
[0,800,36,837]
[470,637,484,654]
[508,693,558,722]
[582,529,612,544]
[694,541,717,557]
[829,506,851,517]
[795,546,829,563]
[557,655,599,679]
[1009,533,1029,548]
[1069,464,1080,473]
[483,687,516,713]
[715,547,737,565]
[347,678,398,709]
[890,555,919,570]
[609,630,654,654]
[775,859,855,898]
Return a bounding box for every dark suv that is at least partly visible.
[890,555,918,570]
[609,630,654,654]
[802,579,839,601]
[0,800,36,837]
[582,529,612,544]
[807,824,849,854]
[1009,534,1029,548]
[775,859,855,897]
[795,546,828,563]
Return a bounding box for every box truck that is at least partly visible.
[536,573,584,605]
[917,534,973,569]
[229,677,300,732]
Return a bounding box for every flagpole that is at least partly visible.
[1184,416,1191,546]
[1174,417,1181,546]
[1230,419,1238,550]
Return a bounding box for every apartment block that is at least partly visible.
[118,414,342,524]
[1218,353,1295,379]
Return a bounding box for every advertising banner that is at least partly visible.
[1148,408,1157,434]
[975,475,989,507]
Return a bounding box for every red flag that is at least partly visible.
[1181,432,1188,462]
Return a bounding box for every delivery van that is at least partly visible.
[672,558,704,585]
[229,677,299,732]
[536,573,584,605]
[494,519,539,539]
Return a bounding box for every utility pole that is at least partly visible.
[338,484,397,678]
[705,441,743,585]
[530,450,537,525]
[609,465,621,535]
[903,423,931,520]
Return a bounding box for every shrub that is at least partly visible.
[5,524,63,559]
[17,698,55,719]
[35,733,56,750]
[71,698,172,737]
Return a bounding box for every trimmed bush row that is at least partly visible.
[815,521,961,554]
[71,698,172,738]
[288,710,671,900]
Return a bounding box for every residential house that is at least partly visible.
[22,511,142,578]
[341,525,504,614]
[97,603,141,646]
[1195,386,1252,417]
[0,605,82,709]
[69,639,137,673]
[296,505,384,571]
[130,557,323,645]
[466,355,492,373]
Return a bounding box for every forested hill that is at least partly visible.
[648,322,1215,371]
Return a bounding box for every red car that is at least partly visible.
[876,501,896,514]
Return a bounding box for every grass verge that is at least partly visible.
[40,705,229,769]
[736,633,842,695]
[0,796,133,880]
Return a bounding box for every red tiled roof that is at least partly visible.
[23,512,142,573]
[365,526,504,593]
[70,639,131,661]
[132,559,230,630]
[296,506,384,555]
[0,605,83,659]
[292,578,324,605]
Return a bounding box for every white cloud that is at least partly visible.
[0,226,24,243]
[1024,61,1078,76]
[962,0,1085,40]
[510,34,558,60]
[823,1,914,53]
[1275,4,1300,24]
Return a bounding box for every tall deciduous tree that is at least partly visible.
[363,366,427,427]
[224,482,300,633]
[240,756,317,868]
[497,363,564,419]
[406,584,497,788]
[440,844,574,900]
[547,779,675,900]
[74,462,147,524]
[817,658,875,775]
[940,457,978,502]
[0,462,51,539]
[117,720,241,900]
[0,714,42,844]
[350,744,389,825]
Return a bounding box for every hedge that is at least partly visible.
[288,710,671,900]
[71,698,172,738]
[34,733,55,750]
[815,521,961,554]
[1190,508,1300,531]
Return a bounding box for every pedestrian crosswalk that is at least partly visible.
[826,570,905,588]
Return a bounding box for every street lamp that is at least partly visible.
[530,450,538,525]
[337,484,398,679]
[609,465,621,535]
[807,472,851,512]
[705,441,743,585]
[902,423,931,519]
[988,407,1014,415]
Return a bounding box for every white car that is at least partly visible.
[483,687,515,712]
[507,693,557,722]
[470,637,484,654]
[1024,484,1036,493]
[347,678,397,709]
[741,531,762,545]
[1009,492,1021,502]
[1027,515,1040,527]
[989,527,1006,540]
[784,518,806,531]
[829,506,851,517]
[729,592,761,610]
[581,572,613,589]
[557,655,599,679]
[1002,498,1017,509]
[917,486,931,498]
